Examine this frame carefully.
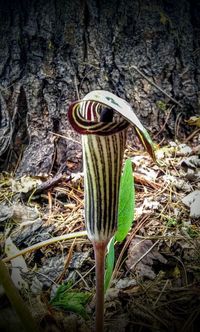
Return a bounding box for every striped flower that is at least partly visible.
[68,90,155,244]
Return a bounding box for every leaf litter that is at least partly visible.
[0,138,200,332]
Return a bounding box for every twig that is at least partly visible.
[153,106,174,139]
[174,112,183,140]
[68,265,95,290]
[49,131,82,145]
[153,279,169,307]
[33,271,59,286]
[112,215,150,281]
[184,128,200,143]
[0,70,24,92]
[129,239,160,272]
[55,238,76,284]
[75,269,91,290]
[74,75,80,99]
[33,173,65,195]
[3,231,87,263]
[134,172,162,189]
[123,65,183,108]
[182,306,200,332]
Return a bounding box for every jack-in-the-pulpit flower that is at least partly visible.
[68,90,155,332]
[68,90,155,243]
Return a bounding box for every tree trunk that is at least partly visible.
[0,0,199,175]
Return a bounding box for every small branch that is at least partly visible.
[112,215,150,281]
[0,260,40,332]
[50,131,82,145]
[3,231,87,263]
[184,128,200,143]
[33,173,64,195]
[153,279,169,307]
[122,65,183,108]
[153,106,174,139]
[129,239,159,272]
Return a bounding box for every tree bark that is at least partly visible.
[0,0,199,175]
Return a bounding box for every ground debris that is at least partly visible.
[1,140,200,332]
[0,203,40,223]
[126,238,167,280]
[182,190,200,219]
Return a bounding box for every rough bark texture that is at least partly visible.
[0,0,199,175]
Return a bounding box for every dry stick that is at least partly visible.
[153,106,174,139]
[3,231,87,263]
[55,237,77,284]
[125,65,183,108]
[112,215,150,281]
[50,131,82,145]
[75,270,90,290]
[184,128,200,143]
[174,112,183,139]
[93,240,108,332]
[153,279,169,308]
[129,239,160,271]
[0,260,40,332]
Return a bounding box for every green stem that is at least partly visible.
[0,260,40,332]
[93,240,108,332]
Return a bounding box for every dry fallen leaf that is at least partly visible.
[10,176,42,193]
[5,237,29,291]
[126,238,167,280]
[182,190,200,219]
[185,116,200,127]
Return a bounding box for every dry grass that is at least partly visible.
[0,142,200,332]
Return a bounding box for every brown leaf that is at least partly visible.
[126,238,167,280]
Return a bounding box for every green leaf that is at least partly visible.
[115,159,135,242]
[104,237,115,292]
[50,283,91,319]
[104,159,135,292]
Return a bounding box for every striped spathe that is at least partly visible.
[83,129,127,242]
[68,99,129,242]
[68,90,156,243]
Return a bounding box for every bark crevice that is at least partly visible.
[0,0,199,175]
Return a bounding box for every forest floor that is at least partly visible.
[0,137,200,332]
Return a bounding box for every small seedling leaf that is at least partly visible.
[50,283,91,319]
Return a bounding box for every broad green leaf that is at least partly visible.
[115,159,135,242]
[50,283,91,319]
[104,237,115,292]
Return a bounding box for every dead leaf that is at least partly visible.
[185,116,200,127]
[181,155,200,169]
[5,237,29,291]
[11,176,42,193]
[163,174,193,192]
[182,190,200,219]
[126,238,167,280]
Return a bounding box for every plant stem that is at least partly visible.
[0,260,40,332]
[93,240,108,332]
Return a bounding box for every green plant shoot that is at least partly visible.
[50,282,91,319]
